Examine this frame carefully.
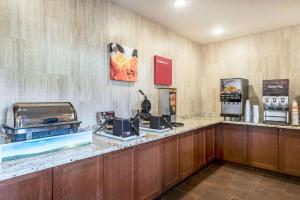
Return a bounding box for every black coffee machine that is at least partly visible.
[96,112,140,138]
[150,115,173,130]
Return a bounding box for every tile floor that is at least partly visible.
[161,162,300,200]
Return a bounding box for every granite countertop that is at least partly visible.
[1,117,300,182]
[221,120,300,130]
[0,118,221,181]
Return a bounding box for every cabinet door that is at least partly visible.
[248,126,279,171]
[104,148,135,200]
[179,131,194,179]
[222,124,248,164]
[215,124,224,159]
[53,156,103,200]
[136,141,161,200]
[194,128,205,170]
[279,129,300,177]
[205,126,215,163]
[0,169,52,200]
[160,136,179,191]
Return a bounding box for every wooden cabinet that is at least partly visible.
[248,126,279,171]
[179,131,194,179]
[53,156,103,200]
[193,128,205,170]
[279,129,300,177]
[222,124,248,164]
[160,136,179,191]
[0,169,52,200]
[9,123,300,200]
[215,124,224,159]
[104,148,135,200]
[205,126,215,163]
[136,141,161,200]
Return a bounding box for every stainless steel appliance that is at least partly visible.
[158,88,184,127]
[2,102,81,142]
[158,88,177,123]
[113,118,139,137]
[263,79,289,125]
[220,78,249,120]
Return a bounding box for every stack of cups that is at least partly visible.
[253,105,259,123]
[245,99,251,123]
[292,100,299,126]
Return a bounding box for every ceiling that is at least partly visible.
[111,0,300,44]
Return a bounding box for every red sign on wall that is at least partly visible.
[154,55,172,85]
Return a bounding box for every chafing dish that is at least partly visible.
[2,102,81,142]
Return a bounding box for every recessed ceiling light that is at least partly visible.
[212,27,225,35]
[174,0,187,7]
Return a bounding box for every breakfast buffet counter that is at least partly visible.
[1,117,300,181]
[0,118,221,181]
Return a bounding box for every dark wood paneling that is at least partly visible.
[104,148,135,200]
[179,131,194,179]
[279,129,300,177]
[53,156,103,200]
[248,126,279,171]
[194,128,205,170]
[0,169,52,200]
[222,124,248,164]
[160,136,179,191]
[136,141,161,200]
[205,126,215,163]
[215,124,224,159]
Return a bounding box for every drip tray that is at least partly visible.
[97,131,141,141]
[140,126,171,133]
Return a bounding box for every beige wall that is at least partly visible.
[199,25,300,118]
[2,0,299,126]
[0,0,202,126]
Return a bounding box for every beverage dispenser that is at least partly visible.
[158,88,177,123]
[220,78,249,120]
[263,79,289,125]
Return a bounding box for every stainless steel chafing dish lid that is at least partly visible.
[3,102,81,130]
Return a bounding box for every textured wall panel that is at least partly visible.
[200,26,300,118]
[0,0,202,127]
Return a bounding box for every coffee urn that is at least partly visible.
[158,88,177,123]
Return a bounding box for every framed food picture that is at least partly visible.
[109,43,138,82]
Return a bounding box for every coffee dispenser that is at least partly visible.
[158,88,177,123]
[263,79,289,125]
[220,78,249,120]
